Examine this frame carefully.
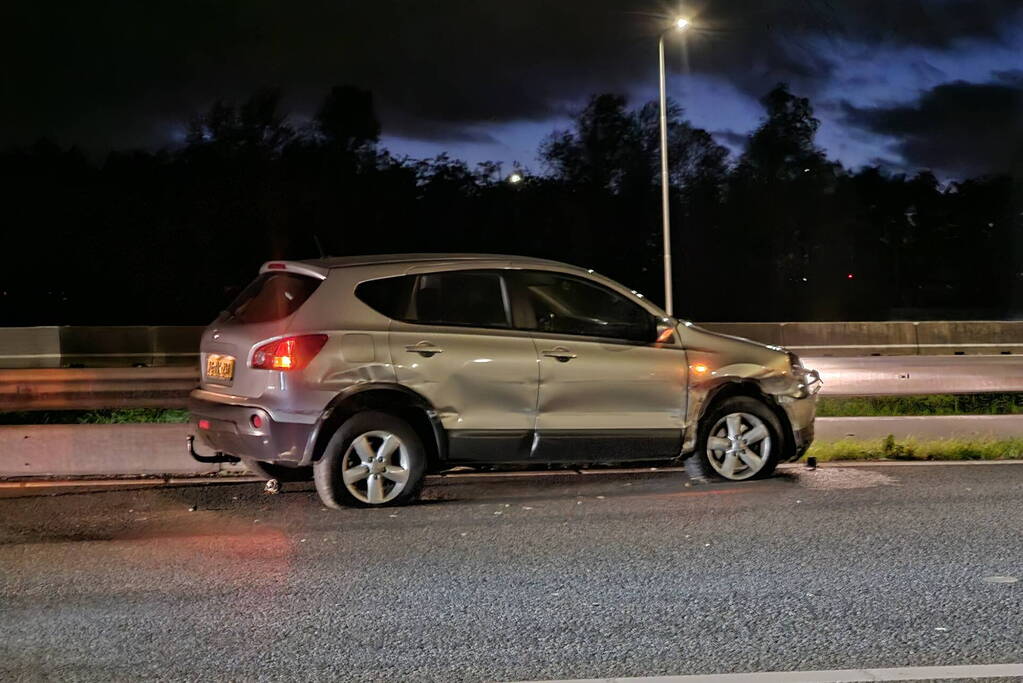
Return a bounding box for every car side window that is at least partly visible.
[356,271,511,329]
[411,271,510,328]
[513,270,654,343]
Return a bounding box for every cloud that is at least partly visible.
[3,0,1022,150]
[840,74,1023,176]
[712,129,748,149]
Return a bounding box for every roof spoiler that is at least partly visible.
[259,261,329,280]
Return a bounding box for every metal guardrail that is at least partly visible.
[2,321,1023,369]
[2,355,1022,412]
[811,356,1023,396]
[0,368,195,411]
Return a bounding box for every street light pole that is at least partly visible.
[658,17,689,317]
[658,32,673,316]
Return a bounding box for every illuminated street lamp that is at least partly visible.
[508,172,523,184]
[658,16,690,315]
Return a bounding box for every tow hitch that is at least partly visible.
[187,434,240,464]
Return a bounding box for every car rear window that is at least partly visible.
[225,272,321,324]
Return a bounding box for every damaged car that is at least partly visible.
[188,254,821,507]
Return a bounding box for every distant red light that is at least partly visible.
[267,263,286,270]
[198,419,210,430]
[847,273,854,279]
[251,414,263,429]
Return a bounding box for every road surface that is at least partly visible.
[2,465,1022,681]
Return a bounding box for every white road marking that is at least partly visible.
[517,661,1023,683]
[982,575,1018,584]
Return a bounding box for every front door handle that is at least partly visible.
[405,342,444,357]
[542,346,577,362]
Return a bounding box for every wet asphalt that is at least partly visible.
[1,464,1021,682]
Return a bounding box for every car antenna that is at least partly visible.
[312,234,328,258]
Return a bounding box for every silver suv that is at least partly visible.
[189,254,820,508]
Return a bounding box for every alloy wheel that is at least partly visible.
[705,412,772,480]
[340,430,411,504]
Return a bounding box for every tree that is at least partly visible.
[185,87,293,156]
[314,85,381,150]
[541,94,646,193]
[727,83,847,319]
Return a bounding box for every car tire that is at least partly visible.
[313,411,426,508]
[243,459,313,483]
[694,396,783,481]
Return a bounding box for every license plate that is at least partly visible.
[205,354,235,382]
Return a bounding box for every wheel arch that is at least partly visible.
[301,384,446,469]
[684,379,795,460]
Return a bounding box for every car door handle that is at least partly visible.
[542,346,577,362]
[405,342,444,357]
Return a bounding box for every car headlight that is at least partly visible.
[788,352,822,396]
[788,352,803,373]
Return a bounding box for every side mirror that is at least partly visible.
[655,318,677,344]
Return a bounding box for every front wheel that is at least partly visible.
[313,411,426,508]
[695,396,783,481]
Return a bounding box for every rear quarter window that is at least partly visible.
[225,273,321,323]
[355,275,415,320]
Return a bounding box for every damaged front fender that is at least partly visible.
[678,322,819,456]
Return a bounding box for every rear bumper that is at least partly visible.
[188,391,315,465]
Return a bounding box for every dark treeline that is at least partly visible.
[2,84,1021,325]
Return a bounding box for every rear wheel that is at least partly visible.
[695,396,783,481]
[313,411,426,508]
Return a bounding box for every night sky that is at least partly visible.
[5,1,1022,178]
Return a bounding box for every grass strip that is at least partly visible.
[808,434,1023,462]
[817,393,1023,417]
[0,409,189,425]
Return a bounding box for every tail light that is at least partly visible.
[251,334,328,371]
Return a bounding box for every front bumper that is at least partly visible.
[780,391,817,462]
[792,421,815,460]
[188,391,315,465]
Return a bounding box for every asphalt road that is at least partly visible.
[2,465,1021,682]
[807,355,1023,396]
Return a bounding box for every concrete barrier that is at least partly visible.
[700,321,1023,357]
[783,321,918,356]
[0,327,61,368]
[700,321,921,356]
[0,423,242,477]
[697,323,785,346]
[916,321,1023,355]
[59,326,203,367]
